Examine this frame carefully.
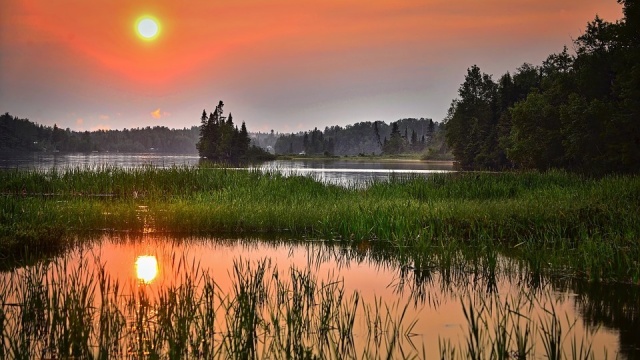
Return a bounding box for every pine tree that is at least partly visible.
[197,101,253,162]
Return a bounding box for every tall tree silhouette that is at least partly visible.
[197,101,253,162]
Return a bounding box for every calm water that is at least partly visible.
[2,153,638,358]
[3,235,639,359]
[0,152,453,185]
[0,152,201,169]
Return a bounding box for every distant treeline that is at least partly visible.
[0,113,199,153]
[273,118,443,156]
[445,0,639,174]
[0,112,449,158]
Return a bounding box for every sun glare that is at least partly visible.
[136,16,160,40]
[135,255,159,283]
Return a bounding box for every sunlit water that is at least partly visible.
[0,153,454,186]
[2,153,637,358]
[3,235,638,359]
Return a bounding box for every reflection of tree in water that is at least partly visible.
[63,235,640,358]
[345,240,640,359]
[552,278,640,359]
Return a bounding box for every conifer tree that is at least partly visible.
[197,100,254,162]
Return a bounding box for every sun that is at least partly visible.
[135,255,158,284]
[136,16,160,40]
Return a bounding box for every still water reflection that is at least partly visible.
[258,159,453,186]
[2,235,638,359]
[135,255,159,284]
[0,152,454,186]
[0,152,201,169]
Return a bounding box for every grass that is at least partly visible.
[0,251,420,359]
[0,166,639,282]
[1,239,632,359]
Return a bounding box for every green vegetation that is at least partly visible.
[3,236,635,359]
[445,0,639,174]
[273,118,446,157]
[0,253,418,359]
[1,166,638,282]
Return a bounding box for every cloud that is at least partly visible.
[99,114,110,120]
[76,118,84,125]
[150,108,170,119]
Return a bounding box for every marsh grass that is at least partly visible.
[1,167,639,282]
[2,239,631,359]
[449,287,605,360]
[0,250,423,359]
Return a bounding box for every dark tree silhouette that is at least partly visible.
[444,0,640,174]
[196,101,269,162]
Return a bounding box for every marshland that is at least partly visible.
[1,163,639,359]
[2,1,640,358]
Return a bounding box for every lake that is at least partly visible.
[0,152,453,186]
[2,235,638,359]
[1,153,638,359]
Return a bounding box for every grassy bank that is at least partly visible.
[0,166,639,282]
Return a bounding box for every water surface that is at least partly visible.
[0,152,454,186]
[3,235,638,359]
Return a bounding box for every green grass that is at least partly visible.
[1,166,639,282]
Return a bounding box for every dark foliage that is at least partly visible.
[196,101,273,162]
[445,1,640,174]
[0,113,200,153]
[273,118,439,156]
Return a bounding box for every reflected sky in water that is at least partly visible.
[0,153,454,186]
[51,234,632,359]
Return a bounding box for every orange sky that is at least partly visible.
[0,0,623,132]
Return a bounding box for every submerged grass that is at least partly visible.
[0,166,639,282]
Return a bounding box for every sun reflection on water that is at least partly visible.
[135,255,158,284]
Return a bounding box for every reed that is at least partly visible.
[0,251,419,359]
[1,166,639,282]
[2,240,626,359]
[449,287,606,360]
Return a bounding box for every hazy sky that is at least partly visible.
[0,1,623,133]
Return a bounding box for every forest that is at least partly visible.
[272,118,443,156]
[1,112,448,158]
[196,101,275,162]
[445,0,639,174]
[0,113,200,154]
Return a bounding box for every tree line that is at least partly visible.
[1,112,446,159]
[273,118,442,156]
[0,113,199,153]
[445,0,639,174]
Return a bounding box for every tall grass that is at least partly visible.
[451,287,604,360]
[0,251,419,359]
[2,238,631,359]
[1,166,639,282]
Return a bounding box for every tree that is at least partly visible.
[445,65,500,169]
[427,119,435,143]
[508,92,563,169]
[410,129,417,150]
[197,101,253,162]
[383,122,406,155]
